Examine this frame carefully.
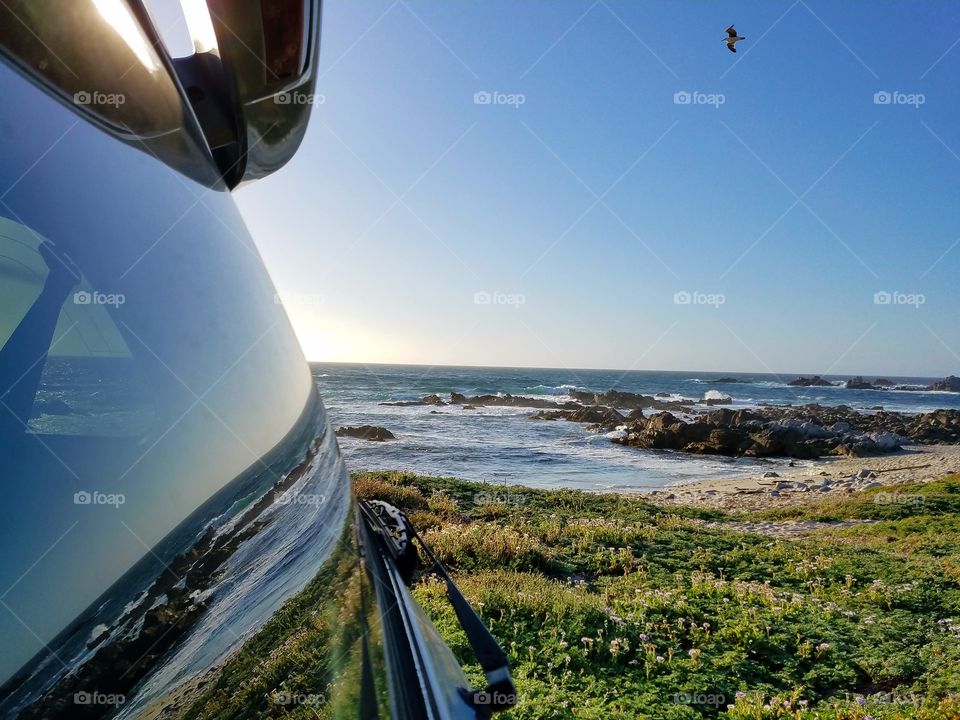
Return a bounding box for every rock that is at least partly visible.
[769,490,780,497]
[708,376,752,384]
[702,390,732,406]
[929,375,960,392]
[856,468,877,480]
[875,379,893,387]
[860,481,882,490]
[568,389,692,412]
[870,431,903,452]
[335,425,396,441]
[462,404,476,410]
[762,471,780,478]
[845,376,876,390]
[829,421,852,433]
[788,375,834,387]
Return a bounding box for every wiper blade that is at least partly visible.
[358,500,517,719]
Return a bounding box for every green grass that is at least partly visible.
[181,472,960,719]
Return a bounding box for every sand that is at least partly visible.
[643,444,960,513]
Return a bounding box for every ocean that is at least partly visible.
[313,363,960,492]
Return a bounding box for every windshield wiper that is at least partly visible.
[358,500,517,719]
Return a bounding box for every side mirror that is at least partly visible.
[210,0,322,185]
[176,0,322,187]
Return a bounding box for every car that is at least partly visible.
[0,2,512,717]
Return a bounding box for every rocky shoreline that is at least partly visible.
[377,388,960,461]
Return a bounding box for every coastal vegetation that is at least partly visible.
[183,470,960,719]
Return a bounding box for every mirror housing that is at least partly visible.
[200,0,322,186]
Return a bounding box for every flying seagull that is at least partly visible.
[724,25,745,53]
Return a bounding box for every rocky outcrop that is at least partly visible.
[448,392,579,410]
[336,425,396,441]
[530,406,625,431]
[612,409,892,459]
[381,394,446,407]
[845,376,876,390]
[707,377,752,384]
[609,404,960,458]
[788,376,834,387]
[568,389,692,412]
[930,375,960,393]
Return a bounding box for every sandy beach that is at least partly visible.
[644,443,960,512]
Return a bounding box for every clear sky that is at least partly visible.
[231,0,960,376]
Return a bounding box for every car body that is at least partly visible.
[0,2,506,718]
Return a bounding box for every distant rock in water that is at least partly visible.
[568,389,692,412]
[788,376,834,387]
[447,392,578,410]
[930,375,960,393]
[381,394,446,407]
[707,377,752,384]
[336,425,396,441]
[843,375,893,390]
[702,390,732,406]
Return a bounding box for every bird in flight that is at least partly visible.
[724,25,745,53]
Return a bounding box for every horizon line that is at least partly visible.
[303,359,954,381]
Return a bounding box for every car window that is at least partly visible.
[0,215,156,437]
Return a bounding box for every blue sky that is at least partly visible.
[228,0,960,376]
